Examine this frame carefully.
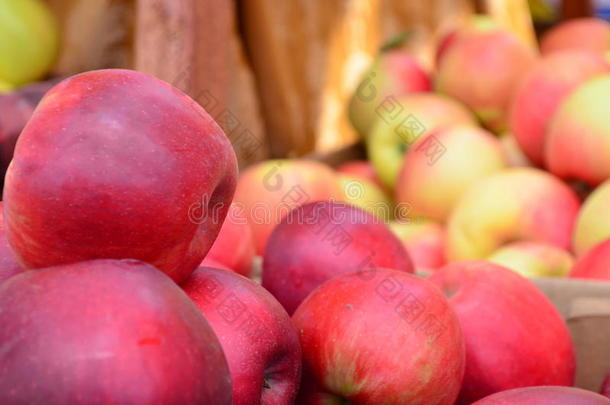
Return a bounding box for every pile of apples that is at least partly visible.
[2,16,610,405]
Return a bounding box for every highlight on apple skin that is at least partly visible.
[367,93,476,190]
[570,239,610,281]
[429,261,576,404]
[395,125,507,222]
[540,17,610,55]
[293,269,465,405]
[487,241,574,278]
[183,267,302,405]
[262,201,413,314]
[2,69,238,285]
[471,386,610,405]
[573,179,610,256]
[234,159,342,255]
[509,50,610,166]
[446,168,580,261]
[0,259,232,405]
[545,75,610,186]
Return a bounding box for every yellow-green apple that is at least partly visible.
[499,132,532,167]
[0,0,59,86]
[429,261,575,404]
[487,242,574,278]
[337,174,392,221]
[573,179,610,255]
[203,202,255,277]
[183,267,301,405]
[602,375,610,398]
[540,17,610,55]
[0,202,22,284]
[0,259,232,405]
[293,268,465,405]
[389,220,446,271]
[348,50,431,138]
[447,168,580,261]
[262,201,413,314]
[367,93,476,189]
[436,28,537,133]
[0,80,12,93]
[395,125,506,222]
[569,239,610,281]
[510,50,610,166]
[3,69,238,284]
[234,159,341,255]
[472,386,610,405]
[545,75,610,185]
[336,160,383,189]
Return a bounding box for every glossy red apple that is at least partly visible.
[204,202,255,277]
[293,268,465,405]
[0,259,232,404]
[472,386,610,404]
[570,239,610,281]
[183,267,301,405]
[3,69,238,284]
[0,202,22,284]
[262,201,413,314]
[429,261,575,404]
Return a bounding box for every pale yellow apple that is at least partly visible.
[488,241,574,278]
[573,179,610,256]
[337,174,392,222]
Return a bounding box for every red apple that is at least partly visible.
[540,17,610,55]
[435,14,499,65]
[336,160,383,189]
[3,69,238,284]
[428,261,575,404]
[570,239,610,281]
[510,50,610,166]
[293,268,465,405]
[602,375,610,398]
[262,201,413,314]
[204,202,255,277]
[0,202,22,284]
[472,386,610,404]
[234,159,342,255]
[389,220,446,271]
[436,28,536,133]
[0,259,232,404]
[199,257,234,272]
[183,267,301,405]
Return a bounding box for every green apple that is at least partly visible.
[573,178,610,256]
[0,0,59,86]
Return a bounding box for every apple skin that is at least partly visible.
[602,375,610,398]
[367,93,476,190]
[183,267,302,405]
[2,69,238,284]
[0,0,59,86]
[0,259,232,405]
[429,261,575,404]
[435,14,499,66]
[336,160,383,189]
[498,132,532,167]
[540,18,610,55]
[395,125,506,222]
[293,269,465,405]
[487,241,574,278]
[436,28,536,133]
[262,201,413,314]
[348,50,431,138]
[337,174,392,221]
[545,75,610,185]
[471,386,610,405]
[234,159,342,255]
[199,257,234,272]
[389,220,446,271]
[447,168,580,261]
[573,179,610,256]
[569,239,610,281]
[204,202,255,277]
[0,202,22,284]
[510,50,610,166]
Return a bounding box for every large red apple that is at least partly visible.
[428,261,575,404]
[510,50,610,166]
[262,201,413,314]
[0,259,231,404]
[570,239,610,281]
[293,268,465,405]
[204,202,255,277]
[3,69,238,284]
[0,202,22,284]
[540,17,610,55]
[234,159,341,255]
[183,267,301,405]
[472,386,610,404]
